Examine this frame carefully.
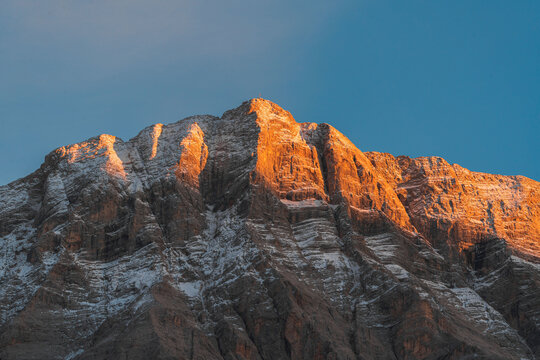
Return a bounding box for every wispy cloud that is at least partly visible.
[1,1,343,92]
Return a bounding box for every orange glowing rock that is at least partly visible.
[150,123,163,160]
[248,98,415,232]
[319,125,416,233]
[56,134,127,179]
[249,98,327,201]
[366,152,540,257]
[175,123,208,187]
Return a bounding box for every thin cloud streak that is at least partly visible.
[1,1,341,69]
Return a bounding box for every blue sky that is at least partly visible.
[1,0,539,185]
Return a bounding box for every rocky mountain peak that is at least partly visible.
[0,99,538,359]
[248,97,296,124]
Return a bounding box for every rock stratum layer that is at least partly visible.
[0,99,539,360]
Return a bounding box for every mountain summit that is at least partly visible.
[0,99,539,359]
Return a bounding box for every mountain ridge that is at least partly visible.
[4,98,535,186]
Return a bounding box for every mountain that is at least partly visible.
[0,98,538,360]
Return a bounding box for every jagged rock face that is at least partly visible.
[366,152,540,259]
[0,99,538,360]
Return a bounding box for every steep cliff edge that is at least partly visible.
[0,99,538,359]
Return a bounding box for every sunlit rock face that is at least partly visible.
[0,98,538,359]
[366,152,540,259]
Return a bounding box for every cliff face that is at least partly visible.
[0,99,538,360]
[366,152,540,259]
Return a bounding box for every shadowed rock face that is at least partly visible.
[0,98,538,359]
